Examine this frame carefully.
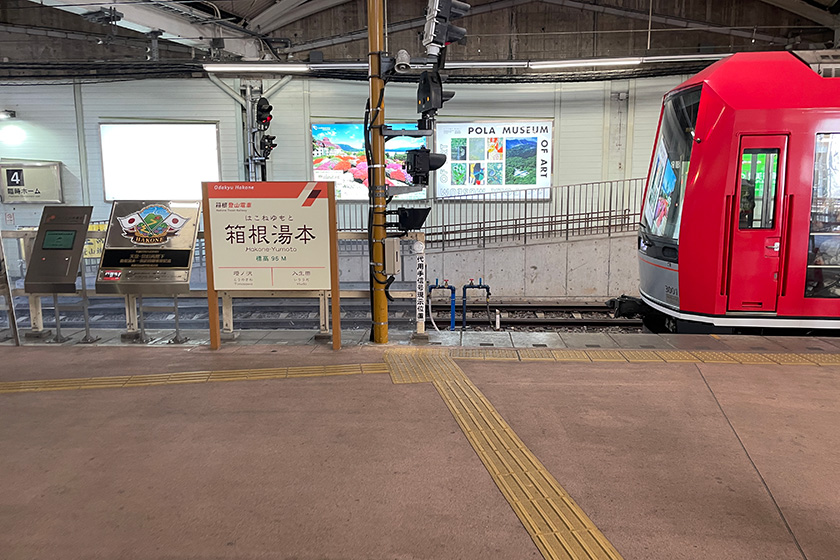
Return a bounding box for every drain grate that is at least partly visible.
[532,343,548,348]
[480,342,495,347]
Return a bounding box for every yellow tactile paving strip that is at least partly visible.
[2,346,838,559]
[385,348,624,560]
[0,363,387,394]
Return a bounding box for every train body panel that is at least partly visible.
[638,51,840,330]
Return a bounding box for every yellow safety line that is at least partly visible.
[0,363,386,395]
[440,348,834,366]
[385,348,624,560]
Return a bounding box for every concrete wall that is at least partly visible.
[423,232,638,301]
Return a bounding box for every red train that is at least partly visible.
[635,51,840,332]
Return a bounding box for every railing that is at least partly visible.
[335,178,645,248]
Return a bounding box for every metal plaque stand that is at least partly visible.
[48,264,100,345]
[51,293,70,344]
[77,269,100,344]
[136,295,188,344]
[134,295,152,344]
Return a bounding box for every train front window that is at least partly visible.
[739,149,779,230]
[641,86,701,242]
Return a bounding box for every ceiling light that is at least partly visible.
[309,63,368,70]
[528,57,643,70]
[446,61,530,69]
[203,63,310,73]
[0,110,16,120]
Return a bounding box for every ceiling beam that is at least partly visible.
[284,0,532,53]
[541,0,790,45]
[284,0,790,54]
[249,0,310,31]
[756,0,840,28]
[254,0,356,34]
[29,0,263,59]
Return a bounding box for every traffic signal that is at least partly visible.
[260,134,276,159]
[417,70,455,115]
[255,97,272,130]
[423,0,471,56]
[405,147,447,186]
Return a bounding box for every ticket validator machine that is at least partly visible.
[24,206,93,341]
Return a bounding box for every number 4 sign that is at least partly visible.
[6,169,23,186]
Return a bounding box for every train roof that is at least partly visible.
[673,51,840,110]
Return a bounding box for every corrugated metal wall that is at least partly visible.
[80,79,242,221]
[0,84,83,225]
[0,74,684,226]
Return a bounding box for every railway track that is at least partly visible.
[0,298,642,332]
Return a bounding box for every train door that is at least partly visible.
[727,135,787,312]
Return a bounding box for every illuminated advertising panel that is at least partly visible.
[311,123,426,200]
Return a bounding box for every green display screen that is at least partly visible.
[41,230,77,250]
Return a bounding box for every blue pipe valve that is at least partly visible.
[428,278,457,331]
[462,278,491,331]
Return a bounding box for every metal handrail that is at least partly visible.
[335,177,645,246]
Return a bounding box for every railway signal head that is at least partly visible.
[423,0,471,57]
[417,70,455,115]
[260,134,277,159]
[405,147,446,186]
[255,97,272,130]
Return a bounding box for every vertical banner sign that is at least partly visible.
[415,253,426,334]
[435,121,553,198]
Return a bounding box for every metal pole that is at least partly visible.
[368,0,389,343]
[78,262,99,344]
[170,294,188,344]
[137,294,149,343]
[245,85,256,182]
[0,239,19,345]
[52,293,69,343]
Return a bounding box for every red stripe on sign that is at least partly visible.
[205,182,325,199]
[302,189,322,207]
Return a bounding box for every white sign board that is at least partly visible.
[0,161,63,204]
[435,121,553,198]
[206,182,333,291]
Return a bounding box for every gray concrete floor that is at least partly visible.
[0,337,838,559]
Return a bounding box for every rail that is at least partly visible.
[335,177,645,248]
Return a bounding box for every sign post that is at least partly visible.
[203,181,340,349]
[0,237,19,345]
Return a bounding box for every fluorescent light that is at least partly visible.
[203,63,310,73]
[528,57,642,70]
[446,61,530,69]
[641,53,730,63]
[0,110,15,120]
[309,63,369,70]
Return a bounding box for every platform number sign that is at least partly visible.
[6,169,23,187]
[0,161,63,203]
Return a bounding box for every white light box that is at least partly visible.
[100,123,221,201]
